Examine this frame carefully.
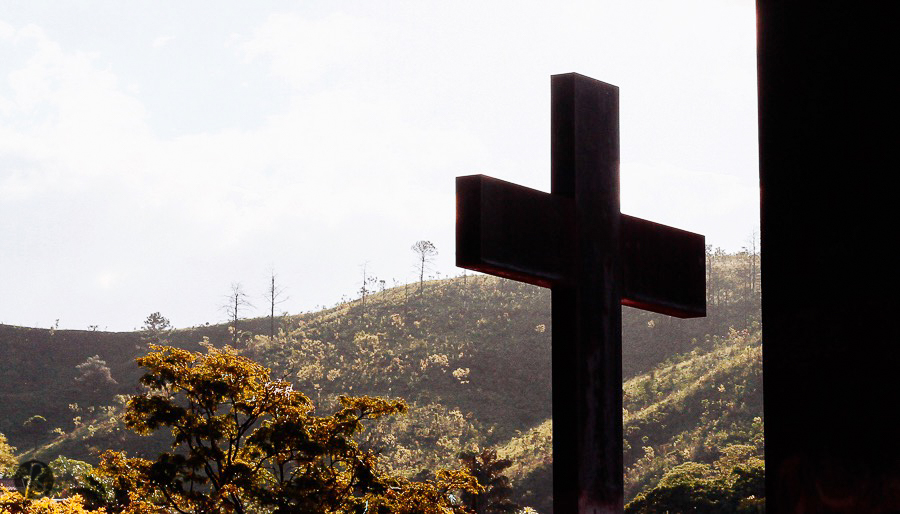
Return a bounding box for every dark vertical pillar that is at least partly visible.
[551,73,623,512]
[758,1,899,511]
[551,288,579,512]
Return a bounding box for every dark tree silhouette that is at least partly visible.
[139,312,173,349]
[21,415,49,454]
[458,448,519,513]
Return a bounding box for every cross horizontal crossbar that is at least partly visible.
[456,174,706,318]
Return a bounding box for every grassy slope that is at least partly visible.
[498,327,762,512]
[0,253,761,511]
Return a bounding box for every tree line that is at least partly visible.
[215,240,440,344]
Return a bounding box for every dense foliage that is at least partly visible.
[92,343,480,513]
[0,490,102,513]
[1,433,17,475]
[626,446,764,513]
[458,449,519,513]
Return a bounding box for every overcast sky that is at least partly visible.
[0,2,758,331]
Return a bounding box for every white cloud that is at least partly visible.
[620,160,759,249]
[96,270,121,290]
[238,12,379,89]
[0,20,13,43]
[1,23,150,198]
[0,2,760,330]
[151,35,176,49]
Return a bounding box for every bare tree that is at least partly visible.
[411,240,438,292]
[223,283,253,345]
[265,270,288,339]
[358,262,378,313]
[404,281,410,315]
[745,230,760,299]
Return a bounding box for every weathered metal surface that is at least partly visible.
[454,72,707,512]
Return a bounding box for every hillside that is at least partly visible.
[494,325,762,511]
[0,250,761,511]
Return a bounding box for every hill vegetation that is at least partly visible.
[0,248,761,512]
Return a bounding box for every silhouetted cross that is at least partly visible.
[456,73,706,512]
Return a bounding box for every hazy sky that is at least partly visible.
[0,2,758,331]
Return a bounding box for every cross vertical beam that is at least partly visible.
[551,73,623,511]
[456,72,705,513]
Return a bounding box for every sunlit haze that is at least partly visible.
[0,2,758,331]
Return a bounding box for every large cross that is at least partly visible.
[455,73,706,512]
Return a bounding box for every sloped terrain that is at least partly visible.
[1,251,762,511]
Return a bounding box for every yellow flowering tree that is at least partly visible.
[0,490,104,514]
[0,433,17,475]
[97,344,479,513]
